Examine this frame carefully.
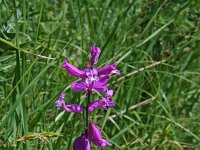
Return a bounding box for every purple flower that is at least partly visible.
[73,133,90,150]
[90,46,101,66]
[55,93,84,114]
[88,90,116,112]
[56,46,120,150]
[97,64,120,76]
[85,68,99,84]
[62,58,87,78]
[63,104,84,114]
[71,75,110,93]
[89,121,112,150]
[62,47,120,94]
[71,81,88,92]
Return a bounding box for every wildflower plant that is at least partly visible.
[56,46,120,150]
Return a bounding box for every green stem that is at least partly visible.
[86,90,91,131]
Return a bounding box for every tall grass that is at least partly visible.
[0,0,200,149]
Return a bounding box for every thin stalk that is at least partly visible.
[85,91,91,131]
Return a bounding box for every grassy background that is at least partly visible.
[1,0,200,149]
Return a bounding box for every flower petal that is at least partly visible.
[62,58,86,78]
[105,90,113,100]
[71,81,88,92]
[88,99,115,112]
[100,139,112,150]
[89,121,111,149]
[55,93,65,109]
[92,84,107,93]
[88,100,104,112]
[98,75,110,85]
[104,100,116,108]
[73,133,90,150]
[85,68,99,84]
[97,63,120,75]
[92,75,109,92]
[90,46,101,66]
[89,121,103,143]
[63,104,84,114]
[56,93,84,114]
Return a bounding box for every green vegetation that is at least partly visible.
[0,0,200,149]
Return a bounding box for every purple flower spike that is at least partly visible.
[57,46,120,149]
[56,93,84,114]
[88,90,116,112]
[62,58,87,78]
[97,63,120,76]
[90,46,101,66]
[89,121,112,150]
[73,133,90,150]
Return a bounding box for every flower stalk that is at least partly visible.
[55,46,120,150]
[86,90,91,130]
